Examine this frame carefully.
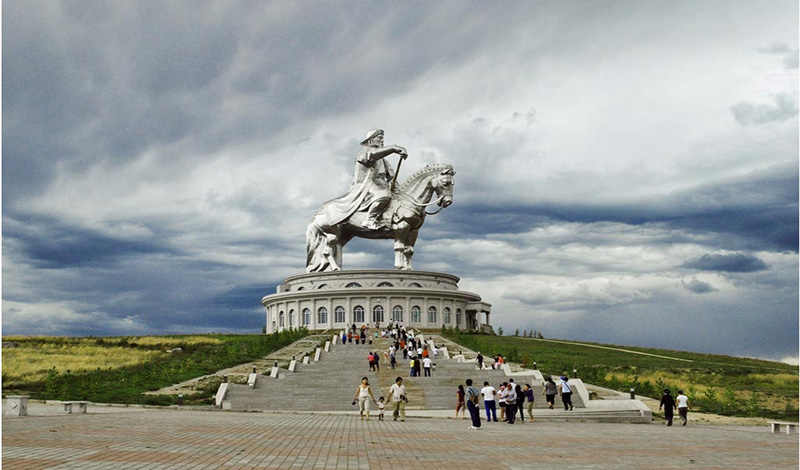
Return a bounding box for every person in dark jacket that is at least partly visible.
[659,389,677,426]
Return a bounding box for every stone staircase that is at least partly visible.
[222,332,588,413]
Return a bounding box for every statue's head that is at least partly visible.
[361,129,384,147]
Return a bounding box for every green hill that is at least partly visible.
[2,330,310,405]
[442,329,798,420]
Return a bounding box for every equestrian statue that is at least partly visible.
[306,129,455,272]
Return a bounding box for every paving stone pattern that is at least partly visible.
[4,407,798,469]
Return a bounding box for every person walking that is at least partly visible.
[515,384,526,423]
[559,376,574,411]
[543,376,557,409]
[389,377,407,422]
[505,383,518,424]
[676,390,690,426]
[498,383,507,421]
[659,389,677,426]
[422,356,432,377]
[367,352,375,372]
[465,379,482,429]
[476,352,484,370]
[480,381,498,422]
[523,384,535,421]
[352,377,378,421]
[455,384,466,420]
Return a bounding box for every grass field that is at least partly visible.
[442,329,798,420]
[2,330,309,405]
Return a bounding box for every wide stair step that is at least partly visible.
[224,332,583,412]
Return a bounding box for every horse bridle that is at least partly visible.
[398,193,447,215]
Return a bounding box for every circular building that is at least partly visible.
[262,270,492,333]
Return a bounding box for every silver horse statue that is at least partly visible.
[306,164,455,272]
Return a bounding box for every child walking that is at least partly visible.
[378,397,386,421]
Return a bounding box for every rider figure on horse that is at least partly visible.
[354,129,408,229]
[324,129,408,230]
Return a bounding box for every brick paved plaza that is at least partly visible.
[3,404,798,469]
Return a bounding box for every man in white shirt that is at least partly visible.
[559,376,574,411]
[480,382,498,422]
[389,376,408,422]
[676,390,690,426]
[422,356,433,376]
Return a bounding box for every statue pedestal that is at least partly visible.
[262,270,491,333]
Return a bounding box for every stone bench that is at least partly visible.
[768,421,798,434]
[62,401,89,414]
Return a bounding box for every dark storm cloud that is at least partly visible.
[681,278,718,294]
[2,0,536,208]
[429,164,798,253]
[210,284,279,310]
[3,214,169,270]
[528,290,798,360]
[683,253,768,273]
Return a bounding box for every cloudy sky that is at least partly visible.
[3,1,798,363]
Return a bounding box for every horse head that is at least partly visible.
[432,166,455,209]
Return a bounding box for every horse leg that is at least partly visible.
[326,225,343,271]
[393,222,410,270]
[403,229,419,270]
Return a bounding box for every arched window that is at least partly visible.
[316,284,327,289]
[443,307,451,324]
[303,308,311,325]
[279,311,285,328]
[317,307,328,325]
[354,305,365,323]
[409,282,422,288]
[372,305,384,324]
[411,306,421,323]
[456,309,462,327]
[297,287,304,291]
[392,305,403,322]
[345,282,362,288]
[334,306,346,323]
[289,309,295,327]
[427,306,437,323]
[377,282,394,287]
